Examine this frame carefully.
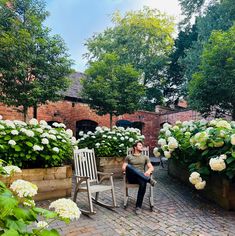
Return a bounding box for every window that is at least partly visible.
[132,121,144,134]
[76,120,98,138]
[116,120,132,129]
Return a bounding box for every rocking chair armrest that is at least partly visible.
[97,171,114,176]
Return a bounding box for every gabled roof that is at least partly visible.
[63,72,84,100]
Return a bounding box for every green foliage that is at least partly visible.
[0,0,72,119]
[0,118,76,168]
[77,126,144,157]
[189,24,235,118]
[82,53,145,127]
[85,7,175,111]
[0,163,80,235]
[180,0,235,88]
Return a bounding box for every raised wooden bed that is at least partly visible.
[0,165,72,201]
[97,157,124,178]
[168,159,235,210]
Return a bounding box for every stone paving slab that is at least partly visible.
[37,165,235,236]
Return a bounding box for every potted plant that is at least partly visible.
[155,119,235,210]
[0,116,78,200]
[77,126,144,178]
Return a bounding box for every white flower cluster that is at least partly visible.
[153,147,161,157]
[189,172,206,190]
[49,198,81,220]
[10,179,38,198]
[36,221,49,229]
[157,135,178,158]
[209,154,227,171]
[3,165,22,176]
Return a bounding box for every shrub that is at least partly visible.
[0,161,81,235]
[155,119,235,189]
[0,117,77,168]
[77,126,144,157]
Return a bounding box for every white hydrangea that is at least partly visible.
[163,123,172,129]
[158,138,166,147]
[52,147,59,153]
[231,134,235,145]
[0,125,4,129]
[52,122,60,127]
[41,138,49,145]
[33,145,43,151]
[3,165,22,176]
[209,155,226,171]
[129,138,134,142]
[23,199,35,207]
[95,143,100,147]
[35,128,43,133]
[120,137,124,141]
[153,147,161,157]
[25,130,34,137]
[216,120,231,129]
[189,172,201,185]
[8,140,16,146]
[48,134,56,140]
[164,151,171,158]
[165,130,172,137]
[36,221,49,229]
[49,198,81,220]
[66,129,73,137]
[195,180,206,190]
[11,130,19,135]
[95,127,102,132]
[39,120,48,126]
[10,179,38,197]
[5,120,15,128]
[168,137,178,150]
[29,118,38,126]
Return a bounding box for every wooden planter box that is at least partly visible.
[0,165,72,201]
[168,159,235,210]
[97,157,125,178]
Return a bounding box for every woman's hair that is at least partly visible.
[132,140,143,149]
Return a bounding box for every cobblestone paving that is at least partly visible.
[38,165,235,236]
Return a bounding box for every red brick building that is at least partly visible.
[0,72,197,152]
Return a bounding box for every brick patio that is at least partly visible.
[37,165,235,236]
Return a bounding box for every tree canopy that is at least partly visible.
[188,24,235,119]
[85,7,175,111]
[0,0,73,120]
[81,53,145,128]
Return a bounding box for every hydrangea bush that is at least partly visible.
[77,126,144,157]
[0,161,81,235]
[0,116,77,168]
[155,119,235,190]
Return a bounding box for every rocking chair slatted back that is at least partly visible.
[74,148,98,183]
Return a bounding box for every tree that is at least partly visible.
[180,0,235,86]
[81,53,145,128]
[85,7,175,111]
[164,24,198,104]
[0,0,72,121]
[188,24,235,119]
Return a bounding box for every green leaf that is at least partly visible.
[33,208,57,219]
[1,229,19,236]
[13,207,37,221]
[226,156,235,165]
[14,145,21,152]
[26,142,33,147]
[39,229,60,236]
[5,218,26,232]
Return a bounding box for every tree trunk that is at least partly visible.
[33,105,37,119]
[23,106,28,122]
[109,113,113,130]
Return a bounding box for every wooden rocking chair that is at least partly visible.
[123,146,154,211]
[73,148,117,215]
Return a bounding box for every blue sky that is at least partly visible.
[45,0,181,72]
